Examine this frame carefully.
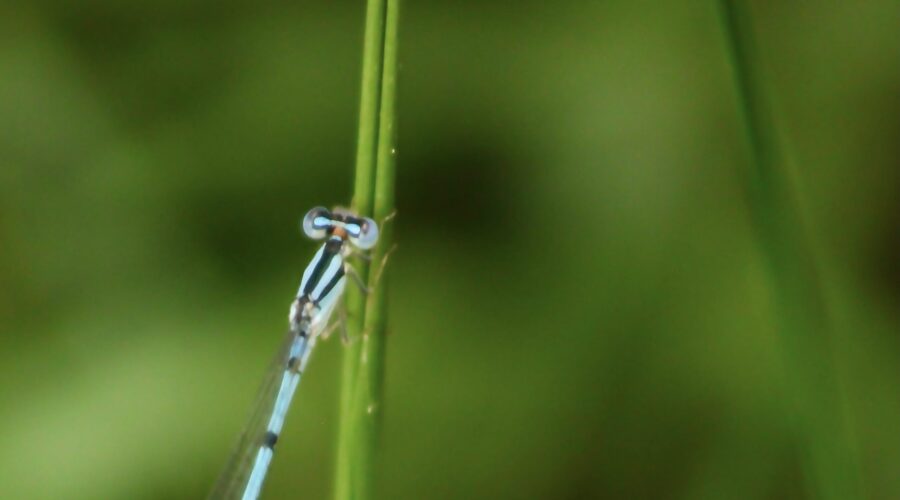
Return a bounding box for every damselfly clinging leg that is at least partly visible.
[209,206,379,500]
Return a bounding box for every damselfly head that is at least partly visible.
[301,206,379,250]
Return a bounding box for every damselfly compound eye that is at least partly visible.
[302,206,331,239]
[349,217,379,250]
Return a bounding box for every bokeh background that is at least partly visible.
[1,1,898,498]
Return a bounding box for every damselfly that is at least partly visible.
[210,206,379,500]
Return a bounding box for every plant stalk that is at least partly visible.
[717,2,862,499]
[335,0,399,498]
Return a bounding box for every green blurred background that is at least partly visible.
[1,1,898,498]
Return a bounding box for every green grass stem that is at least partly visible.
[334,0,399,498]
[717,2,863,499]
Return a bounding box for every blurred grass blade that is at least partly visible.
[335,0,399,498]
[717,2,863,499]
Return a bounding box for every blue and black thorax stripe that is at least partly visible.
[298,237,345,305]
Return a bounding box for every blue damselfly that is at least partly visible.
[210,207,379,500]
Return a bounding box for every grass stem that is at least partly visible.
[334,0,399,498]
[717,2,863,499]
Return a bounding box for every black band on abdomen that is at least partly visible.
[263,431,278,449]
